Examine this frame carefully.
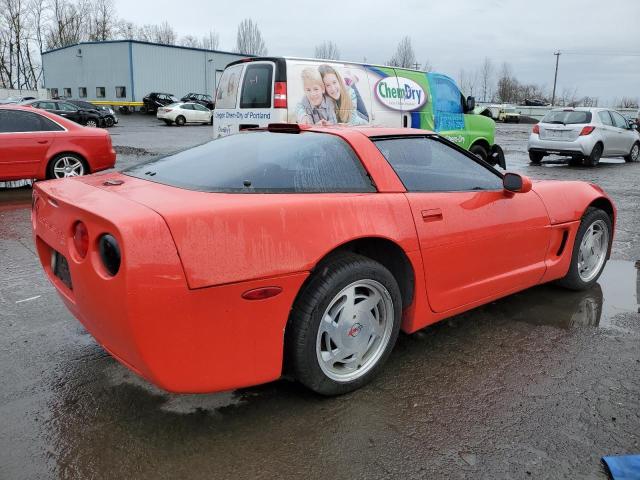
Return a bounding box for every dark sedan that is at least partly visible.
[66,99,118,127]
[23,100,103,128]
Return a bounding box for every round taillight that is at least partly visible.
[73,221,89,259]
[98,234,121,276]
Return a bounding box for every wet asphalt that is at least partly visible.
[1,117,639,480]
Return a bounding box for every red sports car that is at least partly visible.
[0,105,115,181]
[32,124,615,396]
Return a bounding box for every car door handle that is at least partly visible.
[421,208,443,222]
[37,140,48,144]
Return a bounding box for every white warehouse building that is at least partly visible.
[41,40,250,103]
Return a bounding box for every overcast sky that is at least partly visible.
[113,0,640,105]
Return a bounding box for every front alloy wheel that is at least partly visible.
[85,119,98,128]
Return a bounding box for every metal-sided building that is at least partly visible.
[41,40,249,103]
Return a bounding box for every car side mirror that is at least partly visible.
[503,172,532,193]
[466,96,475,111]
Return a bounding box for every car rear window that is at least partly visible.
[240,64,273,109]
[542,110,592,124]
[124,131,376,193]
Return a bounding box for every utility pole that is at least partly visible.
[551,51,561,106]
[413,62,420,70]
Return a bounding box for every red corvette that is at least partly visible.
[32,124,615,395]
[0,105,115,181]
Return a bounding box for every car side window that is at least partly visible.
[374,136,503,192]
[0,110,62,132]
[610,111,628,129]
[182,104,194,110]
[58,103,77,112]
[598,111,613,126]
[194,104,208,111]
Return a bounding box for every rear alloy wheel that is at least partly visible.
[85,119,98,128]
[470,144,488,162]
[104,117,114,128]
[584,143,603,167]
[48,154,86,179]
[556,208,611,290]
[624,141,639,162]
[529,151,544,164]
[286,253,402,395]
[175,115,186,126]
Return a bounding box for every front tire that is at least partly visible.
[470,144,488,162]
[624,141,639,162]
[85,119,98,128]
[286,253,402,396]
[556,208,611,291]
[175,115,186,126]
[104,116,114,128]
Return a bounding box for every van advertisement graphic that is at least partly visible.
[374,77,427,111]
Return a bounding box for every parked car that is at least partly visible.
[528,107,640,166]
[0,105,115,181]
[23,99,104,128]
[497,105,520,123]
[0,95,36,104]
[32,123,615,396]
[181,93,214,110]
[142,92,179,113]
[157,102,213,126]
[66,99,118,127]
[523,98,549,107]
[213,56,506,168]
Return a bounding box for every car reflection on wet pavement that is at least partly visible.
[1,122,639,480]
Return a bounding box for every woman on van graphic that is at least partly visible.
[318,64,368,125]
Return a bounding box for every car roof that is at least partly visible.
[0,104,81,130]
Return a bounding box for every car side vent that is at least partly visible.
[557,230,569,256]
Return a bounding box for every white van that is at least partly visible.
[213,57,504,166]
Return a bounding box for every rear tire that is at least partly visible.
[584,143,603,167]
[85,119,98,128]
[568,157,583,166]
[556,208,611,291]
[175,116,186,126]
[163,119,173,126]
[470,144,488,162]
[624,141,639,162]
[47,153,87,179]
[104,117,114,128]
[286,253,402,396]
[529,151,544,164]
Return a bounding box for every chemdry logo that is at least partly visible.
[375,77,427,111]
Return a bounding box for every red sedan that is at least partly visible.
[0,105,115,181]
[32,124,615,396]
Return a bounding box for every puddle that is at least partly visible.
[483,260,638,329]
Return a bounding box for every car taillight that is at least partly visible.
[580,126,595,136]
[73,221,89,259]
[98,234,121,276]
[532,124,540,134]
[274,81,287,108]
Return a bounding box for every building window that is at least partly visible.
[50,88,59,98]
[96,87,105,98]
[79,87,87,98]
[63,88,72,98]
[116,86,126,98]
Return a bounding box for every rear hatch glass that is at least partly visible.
[542,110,592,124]
[124,131,375,193]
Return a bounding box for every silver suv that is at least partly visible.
[528,107,640,167]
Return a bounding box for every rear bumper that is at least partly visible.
[528,134,594,155]
[32,181,307,393]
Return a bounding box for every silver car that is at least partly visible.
[528,107,640,167]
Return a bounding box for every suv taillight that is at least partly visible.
[274,82,287,108]
[532,124,540,134]
[580,126,595,136]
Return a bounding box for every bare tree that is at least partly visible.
[87,0,115,41]
[201,30,219,50]
[180,34,200,48]
[458,68,478,97]
[581,96,599,107]
[45,0,91,49]
[314,41,339,60]
[421,59,433,72]
[387,36,415,69]
[617,96,639,108]
[235,18,266,56]
[559,87,579,107]
[496,62,519,103]
[480,57,493,102]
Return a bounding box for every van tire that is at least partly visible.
[470,144,488,161]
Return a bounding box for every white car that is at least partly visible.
[157,102,212,126]
[528,107,640,167]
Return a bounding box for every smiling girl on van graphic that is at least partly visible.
[319,64,368,126]
[295,68,337,125]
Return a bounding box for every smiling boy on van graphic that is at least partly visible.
[295,68,337,125]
